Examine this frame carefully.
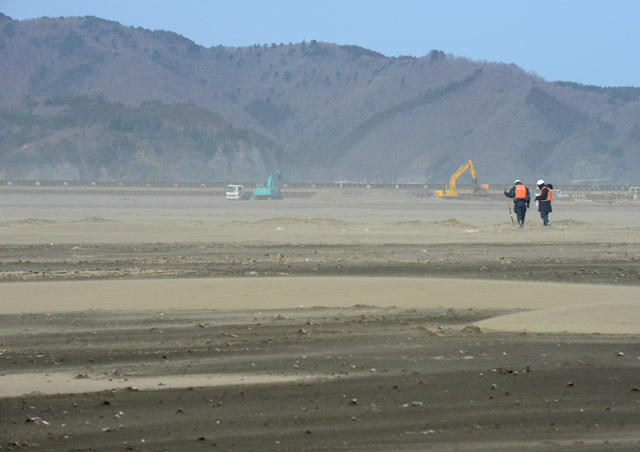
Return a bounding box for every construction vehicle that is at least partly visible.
[225,184,249,200]
[434,159,487,197]
[253,170,282,199]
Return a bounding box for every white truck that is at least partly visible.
[225,184,249,200]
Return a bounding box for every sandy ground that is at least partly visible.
[1,190,640,451]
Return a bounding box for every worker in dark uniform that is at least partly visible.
[504,180,530,228]
[535,179,553,226]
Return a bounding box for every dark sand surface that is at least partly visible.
[2,191,640,451]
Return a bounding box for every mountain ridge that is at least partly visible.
[1,13,639,184]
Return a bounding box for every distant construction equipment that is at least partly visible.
[225,184,249,200]
[434,159,488,197]
[253,170,282,199]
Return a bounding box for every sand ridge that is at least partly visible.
[2,276,640,334]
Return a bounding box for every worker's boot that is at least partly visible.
[519,221,524,229]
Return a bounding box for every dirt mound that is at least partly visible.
[393,219,477,228]
[555,218,588,226]
[1,218,57,226]
[73,216,117,223]
[393,220,428,226]
[429,218,476,228]
[255,217,348,225]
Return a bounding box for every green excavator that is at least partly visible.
[253,170,282,199]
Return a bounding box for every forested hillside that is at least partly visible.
[1,13,639,184]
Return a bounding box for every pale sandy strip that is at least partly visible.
[0,372,338,398]
[1,276,638,312]
[1,277,639,333]
[476,300,640,334]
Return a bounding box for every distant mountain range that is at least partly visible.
[1,12,639,184]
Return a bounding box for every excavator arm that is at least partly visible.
[447,160,475,192]
[434,159,479,197]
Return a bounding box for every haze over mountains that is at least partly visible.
[1,13,639,184]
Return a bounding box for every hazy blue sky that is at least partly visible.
[2,0,638,87]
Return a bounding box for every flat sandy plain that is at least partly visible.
[1,189,640,451]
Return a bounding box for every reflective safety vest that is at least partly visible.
[540,186,552,201]
[515,184,527,199]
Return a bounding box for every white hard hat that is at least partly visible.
[537,179,544,186]
[514,179,521,184]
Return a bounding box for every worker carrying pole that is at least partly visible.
[504,180,531,228]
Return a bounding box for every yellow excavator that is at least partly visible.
[434,159,488,197]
